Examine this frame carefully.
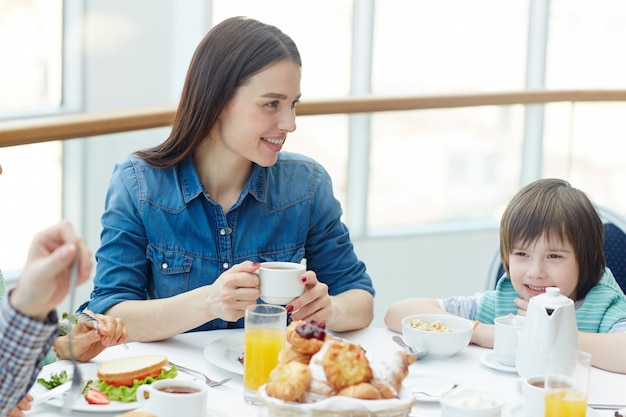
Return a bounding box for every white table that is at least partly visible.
[27,327,626,417]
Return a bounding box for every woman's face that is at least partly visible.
[508,234,580,301]
[214,60,301,167]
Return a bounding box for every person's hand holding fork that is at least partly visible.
[9,220,93,321]
[53,310,129,362]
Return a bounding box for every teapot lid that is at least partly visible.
[529,287,573,309]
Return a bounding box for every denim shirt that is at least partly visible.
[83,152,374,332]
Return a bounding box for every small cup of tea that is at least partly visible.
[257,261,306,305]
[516,375,546,417]
[136,379,207,417]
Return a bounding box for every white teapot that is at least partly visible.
[515,287,579,378]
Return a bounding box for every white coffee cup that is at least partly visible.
[493,314,524,367]
[136,379,207,417]
[257,261,306,305]
[516,375,545,417]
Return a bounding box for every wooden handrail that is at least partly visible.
[2,89,626,148]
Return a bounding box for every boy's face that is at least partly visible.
[508,234,579,301]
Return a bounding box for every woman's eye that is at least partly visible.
[291,100,300,109]
[548,254,562,259]
[266,101,279,109]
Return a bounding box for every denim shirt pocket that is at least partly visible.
[146,244,194,297]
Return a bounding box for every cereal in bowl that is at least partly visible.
[407,318,454,332]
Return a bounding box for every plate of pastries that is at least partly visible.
[257,319,417,417]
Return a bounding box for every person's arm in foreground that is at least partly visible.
[0,220,92,416]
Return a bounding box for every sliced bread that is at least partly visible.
[97,355,168,386]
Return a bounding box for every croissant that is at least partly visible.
[370,350,416,399]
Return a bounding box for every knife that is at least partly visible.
[31,381,74,406]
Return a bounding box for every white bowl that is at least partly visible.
[401,314,474,359]
[440,388,503,417]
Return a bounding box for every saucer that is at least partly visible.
[479,351,517,374]
[502,401,601,417]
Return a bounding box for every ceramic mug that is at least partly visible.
[136,379,208,417]
[493,314,524,367]
[257,261,306,305]
[516,375,546,417]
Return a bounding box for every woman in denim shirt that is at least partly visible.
[83,17,375,342]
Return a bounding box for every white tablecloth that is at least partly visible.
[26,327,626,417]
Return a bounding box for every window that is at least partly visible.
[0,0,63,275]
[3,0,626,277]
[0,0,62,112]
[212,0,626,235]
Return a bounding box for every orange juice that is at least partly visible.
[243,327,285,391]
[544,389,587,417]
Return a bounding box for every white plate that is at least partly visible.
[502,401,601,417]
[402,373,459,403]
[479,351,517,374]
[203,333,244,375]
[31,362,193,412]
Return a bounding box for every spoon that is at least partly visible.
[412,383,459,398]
[392,335,428,359]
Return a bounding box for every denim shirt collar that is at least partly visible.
[179,154,266,206]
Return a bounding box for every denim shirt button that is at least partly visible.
[222,262,229,269]
[161,262,168,270]
[219,229,226,236]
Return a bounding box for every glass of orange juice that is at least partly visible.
[544,349,591,417]
[243,304,287,405]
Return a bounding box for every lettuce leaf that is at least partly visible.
[94,366,178,402]
[37,370,71,389]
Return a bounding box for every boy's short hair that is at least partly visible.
[499,178,605,299]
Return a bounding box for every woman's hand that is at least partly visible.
[7,394,32,417]
[287,271,373,331]
[205,261,261,322]
[286,271,333,324]
[54,311,128,362]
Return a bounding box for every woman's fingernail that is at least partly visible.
[300,275,306,283]
[251,262,259,266]
[286,305,294,313]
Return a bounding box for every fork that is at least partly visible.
[61,261,82,415]
[168,361,231,387]
[77,311,129,350]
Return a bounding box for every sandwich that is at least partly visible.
[92,355,177,402]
